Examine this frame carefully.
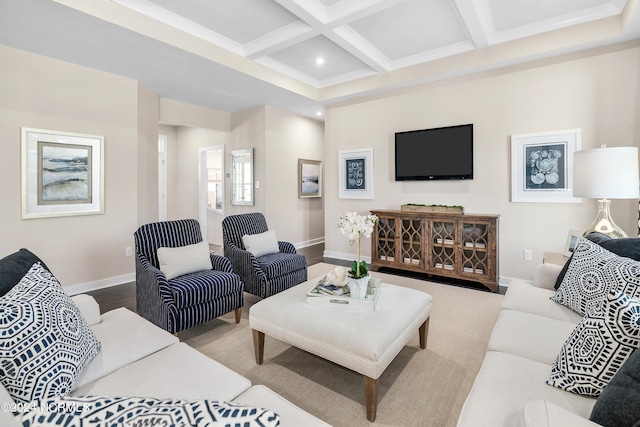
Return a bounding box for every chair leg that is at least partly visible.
[234,307,242,323]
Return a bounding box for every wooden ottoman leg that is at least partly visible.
[419,318,430,349]
[364,376,379,422]
[234,307,242,323]
[252,329,265,365]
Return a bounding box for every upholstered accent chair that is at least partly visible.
[222,213,307,299]
[134,219,244,334]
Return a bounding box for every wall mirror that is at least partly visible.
[231,148,254,205]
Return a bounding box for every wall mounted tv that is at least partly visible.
[395,124,473,181]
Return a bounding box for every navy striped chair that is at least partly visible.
[222,213,307,299]
[134,219,244,334]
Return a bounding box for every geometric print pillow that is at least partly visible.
[13,395,281,426]
[0,263,101,403]
[551,238,640,316]
[547,290,640,396]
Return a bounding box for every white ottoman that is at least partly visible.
[249,278,433,422]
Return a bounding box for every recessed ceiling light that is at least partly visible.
[316,111,323,116]
[315,57,325,65]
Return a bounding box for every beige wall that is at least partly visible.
[324,43,640,283]
[0,45,140,289]
[265,106,324,245]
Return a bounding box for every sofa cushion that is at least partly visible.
[157,241,212,280]
[589,348,640,427]
[243,230,280,257]
[15,395,280,427]
[554,233,640,290]
[502,279,583,323]
[524,400,602,427]
[74,307,178,389]
[547,291,640,397]
[551,238,640,315]
[0,248,52,297]
[488,310,578,365]
[456,351,596,427]
[73,343,251,402]
[0,263,101,403]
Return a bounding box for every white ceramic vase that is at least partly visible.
[349,275,370,299]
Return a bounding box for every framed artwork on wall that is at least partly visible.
[298,158,322,198]
[338,148,374,199]
[21,127,104,219]
[510,128,581,203]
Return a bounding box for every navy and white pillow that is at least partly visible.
[551,238,640,315]
[14,395,281,426]
[0,263,101,403]
[547,290,640,396]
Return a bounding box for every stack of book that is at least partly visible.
[314,283,349,296]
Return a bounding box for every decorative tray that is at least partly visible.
[306,277,382,311]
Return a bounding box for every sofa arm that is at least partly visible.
[278,241,297,254]
[524,400,601,427]
[210,254,233,273]
[71,294,101,326]
[532,263,564,290]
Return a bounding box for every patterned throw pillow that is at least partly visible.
[14,396,281,426]
[547,291,640,396]
[0,263,101,403]
[551,238,640,315]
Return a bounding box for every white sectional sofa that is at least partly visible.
[0,293,330,426]
[456,262,599,427]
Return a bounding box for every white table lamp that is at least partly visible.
[573,146,640,238]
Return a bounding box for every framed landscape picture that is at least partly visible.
[298,158,322,198]
[338,148,374,199]
[510,129,581,203]
[21,127,104,219]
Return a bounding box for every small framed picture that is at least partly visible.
[563,229,582,257]
[298,159,322,198]
[338,148,374,199]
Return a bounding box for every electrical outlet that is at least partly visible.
[125,247,133,257]
[523,249,533,261]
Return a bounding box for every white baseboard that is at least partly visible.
[295,238,324,249]
[65,273,135,296]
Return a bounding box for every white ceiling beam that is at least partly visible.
[328,26,390,72]
[245,22,319,58]
[325,0,409,26]
[454,0,493,48]
[272,0,326,26]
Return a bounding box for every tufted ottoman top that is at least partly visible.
[249,277,432,379]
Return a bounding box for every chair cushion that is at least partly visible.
[169,271,243,309]
[0,263,101,403]
[258,252,307,280]
[157,241,212,280]
[242,230,280,257]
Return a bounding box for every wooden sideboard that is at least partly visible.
[370,210,499,292]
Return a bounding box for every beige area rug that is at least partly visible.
[179,263,504,427]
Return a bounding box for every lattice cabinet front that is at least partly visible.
[371,210,499,292]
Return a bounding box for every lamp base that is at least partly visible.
[581,199,628,239]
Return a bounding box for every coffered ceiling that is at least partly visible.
[0,0,638,119]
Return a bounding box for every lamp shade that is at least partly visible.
[573,146,640,199]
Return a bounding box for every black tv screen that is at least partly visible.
[395,124,473,181]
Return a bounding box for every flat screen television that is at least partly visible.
[395,124,473,181]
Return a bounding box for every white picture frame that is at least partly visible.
[564,229,582,257]
[338,148,374,199]
[510,128,581,203]
[298,158,322,198]
[21,127,104,219]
